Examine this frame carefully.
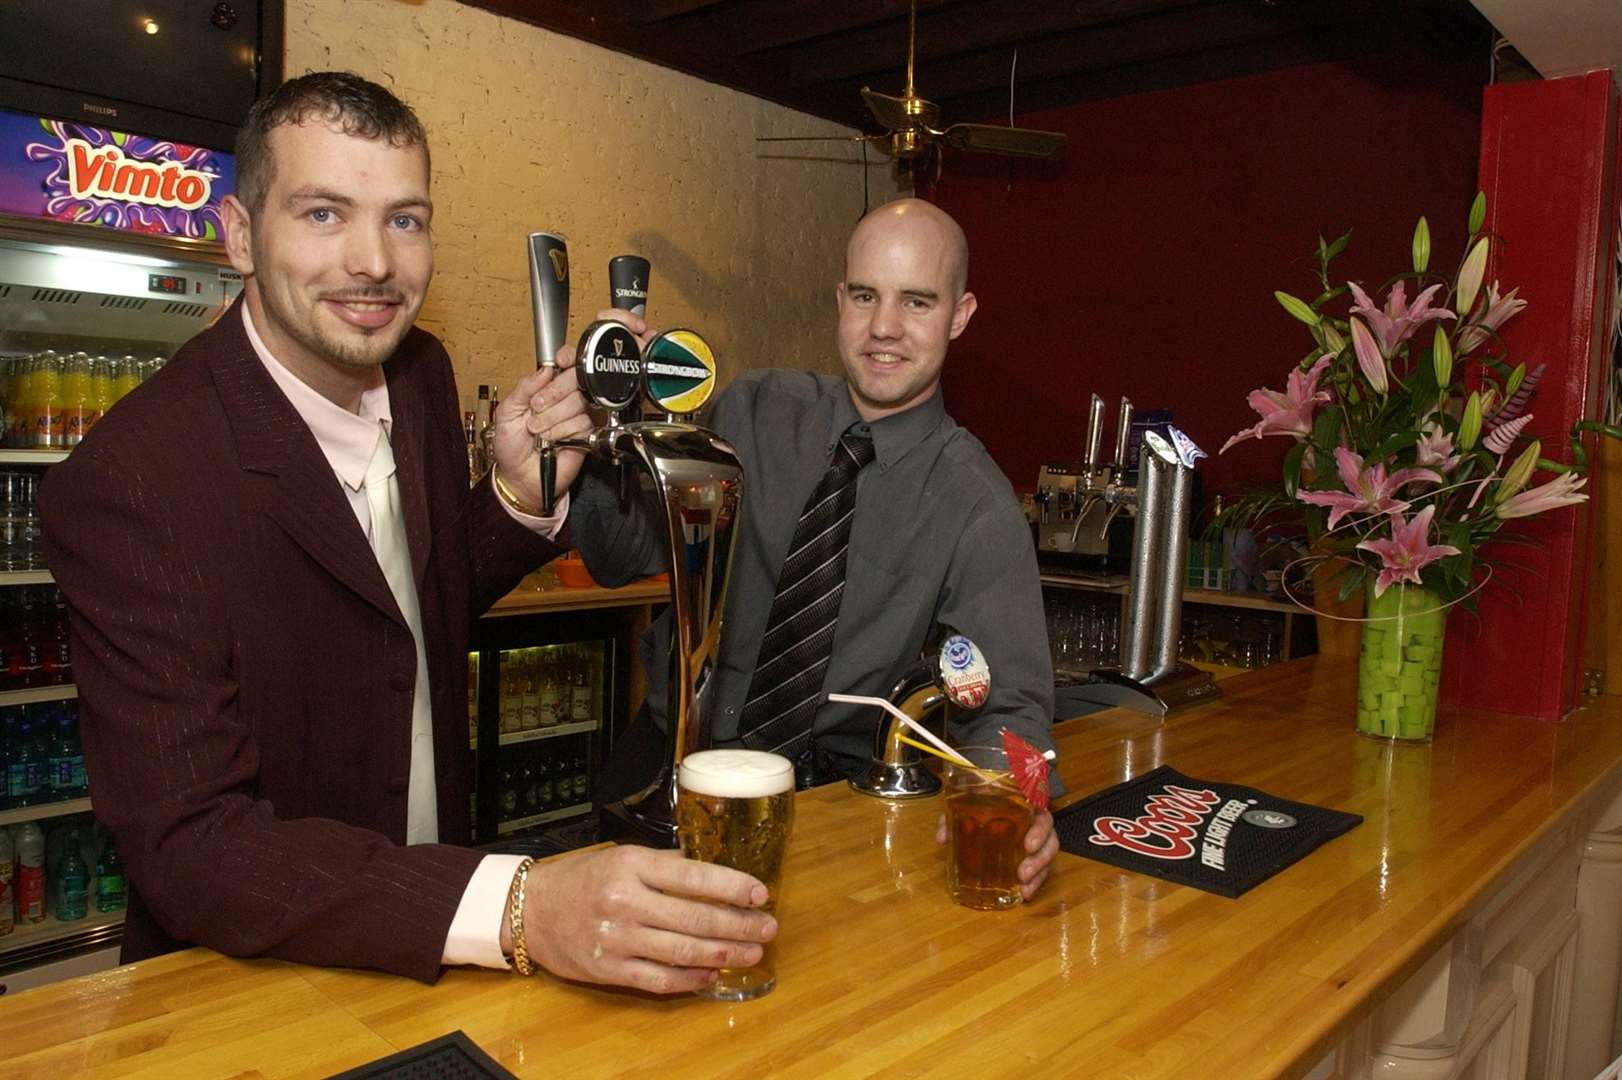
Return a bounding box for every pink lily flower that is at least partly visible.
[1494,472,1588,519]
[1219,355,1334,453]
[1457,282,1527,353]
[1348,280,1455,356]
[1297,446,1443,531]
[1356,504,1461,597]
[1350,318,1388,394]
[1415,422,1461,474]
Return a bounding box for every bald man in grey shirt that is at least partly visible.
[568,198,1060,899]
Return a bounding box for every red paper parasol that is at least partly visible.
[1000,729,1050,811]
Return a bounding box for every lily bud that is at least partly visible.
[1504,362,1526,399]
[1275,290,1320,326]
[1459,391,1483,450]
[1412,216,1431,273]
[1457,237,1489,319]
[1432,326,1453,389]
[1468,191,1487,235]
[1322,324,1346,353]
[1494,440,1542,505]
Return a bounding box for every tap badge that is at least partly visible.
[548,247,568,283]
[643,329,716,415]
[938,634,990,709]
[577,320,642,411]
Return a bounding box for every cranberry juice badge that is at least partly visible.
[0,109,233,240]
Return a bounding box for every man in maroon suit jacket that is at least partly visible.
[39,72,774,991]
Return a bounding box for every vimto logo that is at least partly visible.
[65,139,214,211]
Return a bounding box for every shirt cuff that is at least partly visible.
[443,853,528,969]
[492,470,568,540]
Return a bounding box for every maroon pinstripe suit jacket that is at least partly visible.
[39,298,558,982]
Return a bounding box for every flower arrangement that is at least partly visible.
[1217,192,1611,613]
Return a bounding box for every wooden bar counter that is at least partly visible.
[3,656,1620,1079]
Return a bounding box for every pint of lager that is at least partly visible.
[943,747,1034,910]
[675,749,795,1000]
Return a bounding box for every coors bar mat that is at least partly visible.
[1053,765,1362,898]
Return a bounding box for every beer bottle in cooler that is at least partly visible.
[498,761,519,820]
[520,648,541,731]
[572,743,589,804]
[570,648,594,723]
[539,649,561,727]
[520,753,541,816]
[498,652,520,734]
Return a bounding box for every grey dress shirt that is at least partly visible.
[571,369,1055,769]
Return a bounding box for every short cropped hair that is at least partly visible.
[233,71,428,215]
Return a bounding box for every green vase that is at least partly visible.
[1355,583,1445,742]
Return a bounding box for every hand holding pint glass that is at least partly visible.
[676,749,795,1000]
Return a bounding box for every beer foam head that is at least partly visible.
[679,750,794,798]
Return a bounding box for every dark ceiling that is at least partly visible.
[460,1,1494,130]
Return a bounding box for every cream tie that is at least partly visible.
[364,425,438,845]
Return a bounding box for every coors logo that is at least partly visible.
[1089,783,1248,870]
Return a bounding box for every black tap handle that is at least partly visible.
[540,447,558,516]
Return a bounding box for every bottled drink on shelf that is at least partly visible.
[519,649,541,731]
[54,826,89,922]
[112,355,140,403]
[33,352,64,448]
[50,704,87,799]
[536,750,555,811]
[466,652,479,744]
[62,352,95,447]
[519,756,540,816]
[498,652,520,734]
[14,820,45,923]
[569,648,594,723]
[0,825,13,936]
[538,649,562,727]
[498,761,519,820]
[95,837,127,913]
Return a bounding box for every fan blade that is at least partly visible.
[861,87,918,132]
[755,134,875,143]
[938,123,1067,160]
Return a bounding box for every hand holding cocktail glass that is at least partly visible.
[829,693,1059,905]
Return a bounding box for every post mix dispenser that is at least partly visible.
[526,232,738,845]
[1035,393,1134,573]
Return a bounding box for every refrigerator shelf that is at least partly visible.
[498,719,597,747]
[0,684,76,707]
[0,450,69,465]
[0,796,92,829]
[0,905,123,964]
[496,802,591,836]
[0,570,53,587]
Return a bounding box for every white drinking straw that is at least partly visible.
[826,692,973,766]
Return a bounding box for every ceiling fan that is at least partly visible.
[758,0,1068,166]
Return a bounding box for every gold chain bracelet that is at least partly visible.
[492,467,546,517]
[508,856,536,976]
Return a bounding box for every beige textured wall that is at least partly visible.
[283,0,901,409]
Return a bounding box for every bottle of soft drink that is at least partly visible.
[90,356,115,429]
[112,355,140,403]
[17,473,41,570]
[9,354,37,448]
[2,707,26,808]
[0,824,14,935]
[33,352,63,448]
[14,820,45,923]
[62,352,94,447]
[48,588,72,686]
[94,838,126,912]
[54,826,89,921]
[0,471,19,571]
[50,705,84,799]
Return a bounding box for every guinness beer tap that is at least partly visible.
[527,232,569,370]
[525,246,735,842]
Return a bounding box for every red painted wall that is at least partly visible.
[930,53,1487,502]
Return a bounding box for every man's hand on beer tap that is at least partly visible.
[935,807,1060,901]
[491,359,593,511]
[506,845,778,994]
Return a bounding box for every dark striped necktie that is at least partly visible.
[738,427,877,759]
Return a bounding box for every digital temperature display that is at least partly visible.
[148,273,190,295]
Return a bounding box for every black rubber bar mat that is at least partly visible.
[1053,764,1362,898]
[326,1030,517,1080]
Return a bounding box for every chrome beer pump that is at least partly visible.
[1068,407,1221,717]
[1036,394,1134,566]
[526,232,741,844]
[849,631,991,800]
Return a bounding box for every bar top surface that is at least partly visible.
[5,656,1621,1079]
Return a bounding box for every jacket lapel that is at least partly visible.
[204,298,407,629]
[384,357,434,588]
